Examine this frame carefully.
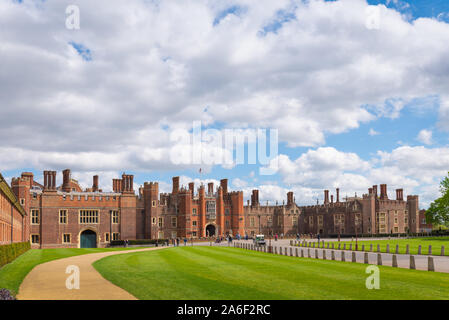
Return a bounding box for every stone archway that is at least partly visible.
[80,229,97,248]
[206,224,216,237]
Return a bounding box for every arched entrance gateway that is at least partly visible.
[80,229,97,248]
[205,224,216,237]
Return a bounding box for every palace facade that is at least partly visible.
[0,172,28,245]
[7,169,424,248]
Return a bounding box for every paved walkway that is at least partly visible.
[235,240,449,273]
[17,247,165,300]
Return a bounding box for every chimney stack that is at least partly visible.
[287,191,294,206]
[43,171,56,191]
[396,189,403,201]
[324,190,329,204]
[112,179,122,193]
[336,188,340,202]
[380,184,388,200]
[189,182,194,195]
[62,169,71,192]
[373,185,378,198]
[331,195,334,203]
[208,182,214,194]
[93,175,99,192]
[251,190,260,207]
[172,176,180,194]
[220,179,228,194]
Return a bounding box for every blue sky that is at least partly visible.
[1,0,449,208]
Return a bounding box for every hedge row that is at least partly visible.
[110,239,169,246]
[0,242,31,268]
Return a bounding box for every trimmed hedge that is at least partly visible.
[0,242,31,268]
[110,239,168,246]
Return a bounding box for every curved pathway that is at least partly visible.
[17,247,165,300]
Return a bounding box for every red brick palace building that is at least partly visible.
[6,169,425,248]
[0,172,28,245]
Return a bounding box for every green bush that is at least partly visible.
[0,242,31,268]
[109,239,168,247]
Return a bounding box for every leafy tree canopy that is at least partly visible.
[426,172,449,225]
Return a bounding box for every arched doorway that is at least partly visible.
[80,229,97,248]
[206,224,216,237]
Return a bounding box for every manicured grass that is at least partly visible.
[0,247,145,296]
[93,246,449,300]
[304,237,449,256]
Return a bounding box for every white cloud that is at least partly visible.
[0,0,449,173]
[369,128,380,136]
[416,129,433,145]
[271,146,449,208]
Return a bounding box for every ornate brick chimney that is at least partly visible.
[324,190,329,204]
[287,191,294,206]
[380,184,388,200]
[396,189,403,201]
[93,175,99,192]
[220,179,228,194]
[172,176,179,194]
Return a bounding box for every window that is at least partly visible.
[158,217,164,228]
[394,227,399,233]
[31,234,39,244]
[206,201,216,219]
[267,216,273,226]
[152,200,157,207]
[192,220,197,227]
[63,234,71,243]
[192,231,197,237]
[59,210,68,224]
[112,233,120,241]
[31,210,40,225]
[225,208,230,216]
[250,217,255,227]
[394,217,398,224]
[308,216,314,226]
[334,214,345,233]
[377,212,386,233]
[105,233,110,243]
[226,220,230,228]
[171,231,177,239]
[171,217,177,228]
[192,208,197,215]
[317,215,323,227]
[158,231,164,239]
[79,210,99,224]
[111,210,119,224]
[292,216,298,227]
[152,217,157,225]
[355,213,361,225]
[32,193,37,199]
[278,216,283,225]
[20,198,25,206]
[405,217,408,224]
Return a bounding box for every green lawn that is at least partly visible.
[302,237,449,256]
[93,246,449,300]
[0,247,145,296]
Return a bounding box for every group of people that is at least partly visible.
[168,238,189,247]
[295,233,321,241]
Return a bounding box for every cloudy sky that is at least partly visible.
[1,0,449,207]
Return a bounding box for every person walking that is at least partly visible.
[184,238,187,246]
[176,238,180,247]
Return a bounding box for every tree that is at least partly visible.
[426,172,449,225]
